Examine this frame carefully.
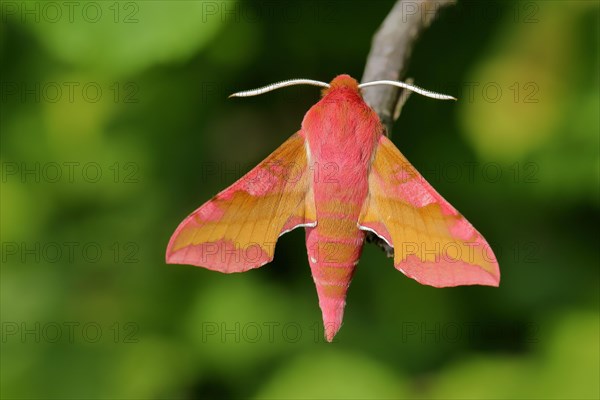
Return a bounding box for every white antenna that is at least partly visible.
[229,79,330,98]
[359,80,456,101]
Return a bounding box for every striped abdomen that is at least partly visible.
[305,184,367,342]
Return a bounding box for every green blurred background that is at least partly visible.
[1,0,598,398]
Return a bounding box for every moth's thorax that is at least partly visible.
[301,74,382,236]
[302,76,382,169]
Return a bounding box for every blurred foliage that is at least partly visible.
[1,0,598,399]
[460,1,599,203]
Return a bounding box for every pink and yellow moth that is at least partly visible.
[166,75,500,342]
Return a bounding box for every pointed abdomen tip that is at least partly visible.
[324,323,341,343]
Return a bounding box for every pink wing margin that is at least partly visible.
[359,135,500,288]
[166,132,316,273]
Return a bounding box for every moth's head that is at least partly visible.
[321,74,360,97]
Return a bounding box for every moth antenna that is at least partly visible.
[359,80,457,101]
[229,79,330,98]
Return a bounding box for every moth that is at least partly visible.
[166,75,500,342]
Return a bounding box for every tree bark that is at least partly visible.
[361,0,456,256]
[361,0,456,135]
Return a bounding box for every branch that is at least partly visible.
[361,0,456,135]
[361,0,455,257]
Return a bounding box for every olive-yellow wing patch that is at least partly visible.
[167,132,315,272]
[359,135,500,287]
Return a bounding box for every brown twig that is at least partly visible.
[361,0,455,257]
[361,0,456,135]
